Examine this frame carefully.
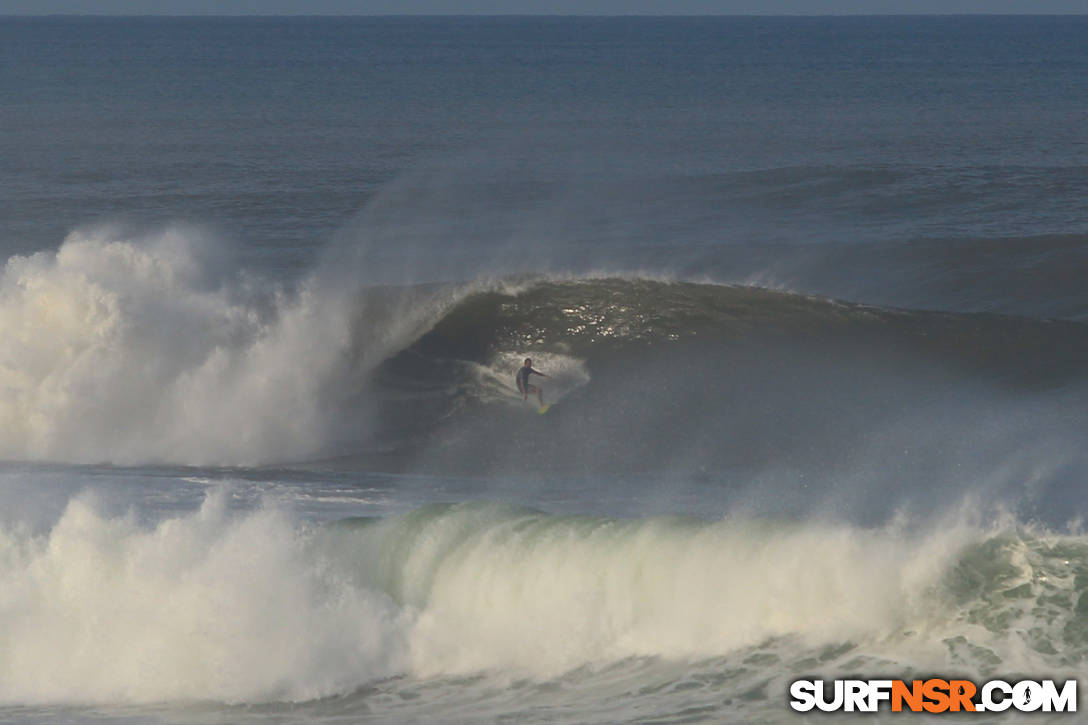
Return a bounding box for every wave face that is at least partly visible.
[365,279,1088,521]
[1,490,1085,720]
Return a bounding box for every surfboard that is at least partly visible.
[538,403,551,415]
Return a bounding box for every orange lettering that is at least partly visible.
[923,679,951,713]
[948,680,977,712]
[892,680,924,712]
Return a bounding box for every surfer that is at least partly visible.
[516,358,549,405]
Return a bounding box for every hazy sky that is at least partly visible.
[2,0,1087,14]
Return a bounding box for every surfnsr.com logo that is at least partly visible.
[789,679,1077,714]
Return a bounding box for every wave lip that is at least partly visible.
[404,275,1088,363]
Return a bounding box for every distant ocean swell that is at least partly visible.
[0,490,1085,710]
[3,225,1088,474]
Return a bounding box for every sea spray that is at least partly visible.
[0,225,466,466]
[0,489,409,704]
[6,488,1085,707]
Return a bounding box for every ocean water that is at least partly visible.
[2,14,1088,723]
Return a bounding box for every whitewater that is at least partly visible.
[3,13,1088,724]
[4,478,1087,716]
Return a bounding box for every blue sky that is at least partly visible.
[2,0,1087,14]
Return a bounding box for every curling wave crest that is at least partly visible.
[3,491,1087,707]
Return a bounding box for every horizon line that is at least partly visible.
[3,11,1087,16]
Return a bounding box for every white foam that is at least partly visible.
[0,489,408,705]
[1,490,1083,706]
[0,225,453,466]
[474,352,591,406]
[368,509,970,678]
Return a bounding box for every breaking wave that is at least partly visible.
[2,490,1086,710]
[2,226,1088,483]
